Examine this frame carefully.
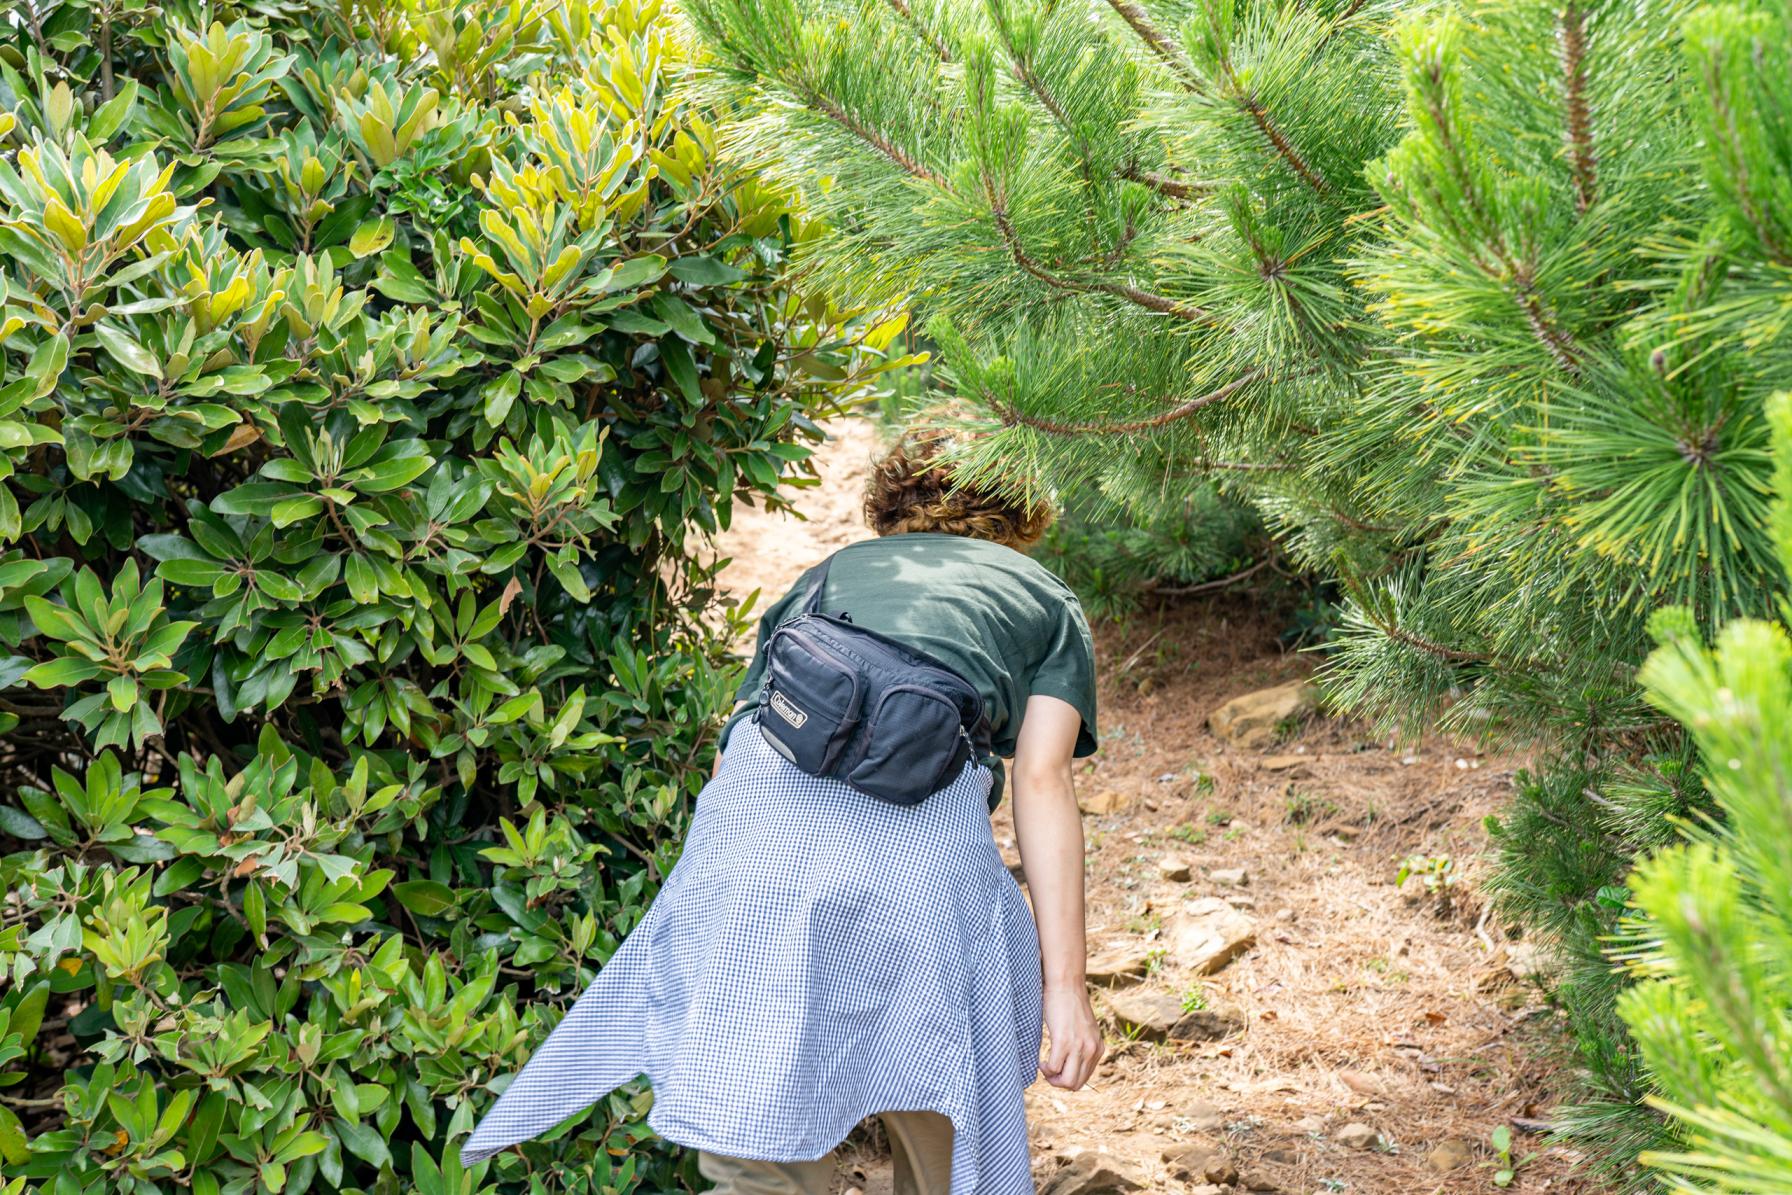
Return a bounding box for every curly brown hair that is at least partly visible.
[862,415,1055,549]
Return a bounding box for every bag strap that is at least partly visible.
[800,555,832,615]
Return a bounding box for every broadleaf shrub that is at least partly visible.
[0,2,909,1192]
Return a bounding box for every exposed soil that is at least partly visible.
[710,417,1598,1195]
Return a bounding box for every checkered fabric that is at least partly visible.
[460,723,1046,1193]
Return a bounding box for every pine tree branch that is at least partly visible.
[987,8,1202,207]
[796,81,950,187]
[1102,0,1207,94]
[1119,163,1208,200]
[1152,554,1276,594]
[1236,92,1328,195]
[1703,53,1792,265]
[1557,5,1597,215]
[1339,572,1490,664]
[1415,63,1584,373]
[990,205,1210,321]
[1194,457,1293,471]
[1212,55,1329,197]
[978,368,1264,434]
[882,0,952,64]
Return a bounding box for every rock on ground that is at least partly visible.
[1079,788,1130,815]
[1427,1138,1476,1171]
[1085,939,1156,985]
[1333,1122,1381,1151]
[1207,680,1318,748]
[1105,990,1243,1042]
[1161,1143,1239,1185]
[1165,897,1257,974]
[1039,1151,1146,1195]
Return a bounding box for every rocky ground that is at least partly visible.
[709,417,1600,1195]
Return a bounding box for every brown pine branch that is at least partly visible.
[797,83,950,187]
[1119,163,1209,200]
[990,10,1201,207]
[1416,64,1584,373]
[1106,0,1330,196]
[1152,555,1276,595]
[1102,0,1207,93]
[1234,91,1329,195]
[882,0,952,63]
[981,368,1264,435]
[991,207,1210,321]
[1557,5,1597,214]
[1338,573,1489,663]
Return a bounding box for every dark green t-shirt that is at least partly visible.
[719,532,1099,783]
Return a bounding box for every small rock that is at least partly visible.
[1161,1144,1238,1185]
[1427,1138,1476,1172]
[1159,854,1193,882]
[1505,940,1547,980]
[1333,1122,1380,1151]
[1183,1100,1228,1132]
[1336,1070,1381,1097]
[1241,1172,1282,1192]
[1086,939,1157,986]
[1260,753,1308,771]
[1040,1150,1145,1195]
[1275,907,1295,922]
[1079,788,1130,815]
[1263,1148,1300,1164]
[1165,898,1257,974]
[1208,681,1318,748]
[1106,990,1243,1042]
[1211,867,1249,888]
[1293,1116,1326,1135]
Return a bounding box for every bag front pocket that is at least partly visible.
[757,628,862,774]
[846,684,968,805]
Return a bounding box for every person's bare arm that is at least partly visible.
[1011,694,1104,1090]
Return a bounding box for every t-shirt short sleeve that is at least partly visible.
[1026,591,1099,757]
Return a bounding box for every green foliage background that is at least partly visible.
[0,1,910,1192]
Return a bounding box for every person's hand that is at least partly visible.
[1040,984,1104,1089]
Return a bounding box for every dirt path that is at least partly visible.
[711,417,1592,1195]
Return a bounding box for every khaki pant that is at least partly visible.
[696,1110,953,1195]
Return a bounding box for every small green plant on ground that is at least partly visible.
[1179,985,1208,1013]
[1488,1124,1537,1187]
[1124,911,1163,936]
[1396,854,1459,913]
[1284,788,1338,826]
[1168,823,1208,846]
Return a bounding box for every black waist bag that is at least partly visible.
[752,556,998,810]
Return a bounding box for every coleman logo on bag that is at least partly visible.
[768,689,808,728]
